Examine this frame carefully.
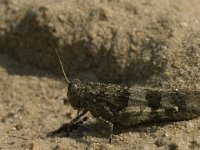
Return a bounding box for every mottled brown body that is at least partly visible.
[68,79,200,128]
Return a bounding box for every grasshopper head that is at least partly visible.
[67,79,82,109]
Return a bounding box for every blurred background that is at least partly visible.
[0,0,200,149]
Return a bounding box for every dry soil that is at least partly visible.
[0,0,200,149]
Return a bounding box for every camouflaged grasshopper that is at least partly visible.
[54,50,200,143]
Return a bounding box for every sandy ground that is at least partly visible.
[0,52,200,149]
[0,0,200,149]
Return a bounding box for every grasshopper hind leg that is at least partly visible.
[100,118,114,144]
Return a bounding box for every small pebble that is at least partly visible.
[30,143,38,150]
[162,133,169,138]
[168,142,178,150]
[15,124,23,130]
[155,139,165,147]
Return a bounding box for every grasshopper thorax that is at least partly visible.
[67,79,82,109]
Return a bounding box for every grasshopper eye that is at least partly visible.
[71,84,78,92]
[68,83,80,109]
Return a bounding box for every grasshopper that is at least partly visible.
[54,49,200,143]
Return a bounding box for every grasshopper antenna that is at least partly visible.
[55,49,70,84]
[46,74,68,87]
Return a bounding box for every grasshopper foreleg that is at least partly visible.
[69,109,88,125]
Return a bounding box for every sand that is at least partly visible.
[0,0,200,149]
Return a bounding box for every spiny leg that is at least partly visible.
[51,110,88,135]
[100,118,114,144]
[69,109,88,125]
[77,109,80,117]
